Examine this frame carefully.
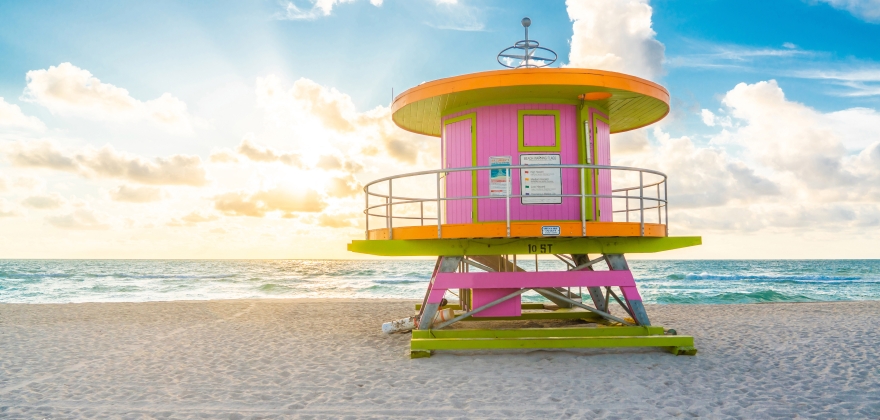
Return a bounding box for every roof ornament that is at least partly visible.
[497,17,558,69]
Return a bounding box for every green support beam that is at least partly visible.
[348,236,701,257]
[411,335,695,351]
[412,326,665,339]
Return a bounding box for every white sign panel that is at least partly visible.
[489,156,511,197]
[520,154,562,204]
[541,225,561,236]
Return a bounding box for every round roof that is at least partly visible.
[391,68,670,137]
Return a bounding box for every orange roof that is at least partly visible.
[391,68,670,137]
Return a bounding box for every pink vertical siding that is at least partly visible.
[595,118,612,221]
[445,118,473,224]
[443,104,582,223]
[522,115,556,147]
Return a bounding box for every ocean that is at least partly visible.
[1,259,878,305]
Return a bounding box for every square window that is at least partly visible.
[522,115,556,147]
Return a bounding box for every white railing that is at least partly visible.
[363,164,668,239]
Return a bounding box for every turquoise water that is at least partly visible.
[0,259,878,304]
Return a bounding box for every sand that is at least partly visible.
[1,299,879,419]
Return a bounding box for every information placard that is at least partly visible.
[520,154,562,204]
[489,156,511,197]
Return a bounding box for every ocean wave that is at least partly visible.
[672,272,863,282]
[656,290,817,304]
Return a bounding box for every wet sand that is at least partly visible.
[1,299,879,418]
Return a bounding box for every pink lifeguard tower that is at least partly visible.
[349,18,701,358]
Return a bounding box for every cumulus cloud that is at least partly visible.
[255,75,431,165]
[810,0,880,23]
[565,0,665,80]
[637,79,880,233]
[0,199,21,217]
[720,80,861,188]
[5,142,209,186]
[46,208,110,230]
[22,63,195,130]
[167,210,219,227]
[317,213,356,228]
[109,185,166,203]
[326,174,362,197]
[617,128,780,210]
[22,193,66,210]
[236,136,303,166]
[214,187,327,217]
[0,97,45,131]
[273,0,360,20]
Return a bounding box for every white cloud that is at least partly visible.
[46,208,110,230]
[109,185,166,203]
[235,135,303,166]
[22,63,196,131]
[167,210,219,227]
[699,108,731,128]
[0,199,22,218]
[810,0,880,23]
[273,0,360,20]
[700,109,716,126]
[5,142,209,186]
[214,187,327,217]
[565,0,665,80]
[0,97,45,131]
[22,193,66,210]
[255,75,432,164]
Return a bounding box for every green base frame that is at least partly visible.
[414,303,607,322]
[410,326,696,358]
[349,236,701,257]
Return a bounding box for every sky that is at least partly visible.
[0,0,879,259]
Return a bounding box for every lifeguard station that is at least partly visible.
[348,18,701,358]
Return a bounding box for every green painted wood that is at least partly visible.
[667,346,698,356]
[411,335,695,351]
[460,310,603,322]
[414,303,545,311]
[348,236,702,256]
[410,350,433,359]
[412,326,665,339]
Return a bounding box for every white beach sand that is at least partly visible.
[1,299,879,418]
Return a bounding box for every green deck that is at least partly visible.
[411,326,696,358]
[348,236,701,257]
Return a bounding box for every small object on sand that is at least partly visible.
[432,308,455,326]
[382,316,417,334]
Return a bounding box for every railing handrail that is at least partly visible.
[363,164,666,191]
[362,164,669,239]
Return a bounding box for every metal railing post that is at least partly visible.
[625,189,629,222]
[505,167,511,238]
[639,171,644,237]
[664,178,669,237]
[657,183,661,224]
[365,187,369,240]
[436,173,442,238]
[580,167,586,236]
[420,201,424,226]
[388,179,393,240]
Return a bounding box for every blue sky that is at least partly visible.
[0,0,878,258]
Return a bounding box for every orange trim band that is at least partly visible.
[368,221,667,240]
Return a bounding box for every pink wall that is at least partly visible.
[443,103,582,223]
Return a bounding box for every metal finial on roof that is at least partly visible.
[497,17,557,69]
